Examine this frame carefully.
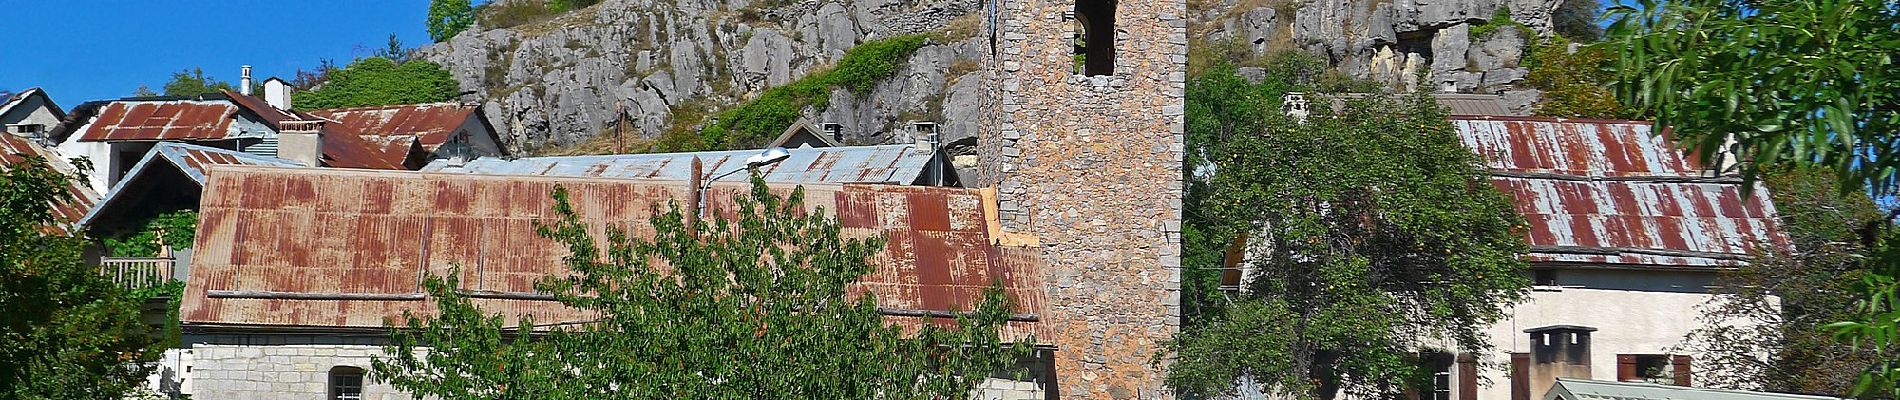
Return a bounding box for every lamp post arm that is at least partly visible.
[698,167,756,217]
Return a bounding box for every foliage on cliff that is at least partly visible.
[1678,167,1891,396]
[373,178,1031,398]
[428,0,475,43]
[293,57,461,110]
[0,156,164,398]
[1168,64,1529,400]
[652,34,930,152]
[1522,37,1631,119]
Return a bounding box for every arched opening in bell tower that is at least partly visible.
[1073,0,1117,76]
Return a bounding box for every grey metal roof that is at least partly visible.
[1544,379,1842,400]
[77,142,299,228]
[422,144,935,185]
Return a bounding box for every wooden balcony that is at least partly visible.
[99,257,177,290]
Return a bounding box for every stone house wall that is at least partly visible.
[181,334,406,400]
[976,0,1189,396]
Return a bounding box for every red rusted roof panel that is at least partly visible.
[0,134,98,234]
[307,103,477,150]
[1455,118,1789,267]
[181,166,1049,343]
[321,127,413,170]
[75,100,243,141]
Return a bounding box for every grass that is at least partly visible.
[649,34,931,152]
[1469,6,1528,40]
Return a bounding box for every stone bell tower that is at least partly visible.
[976,0,1186,394]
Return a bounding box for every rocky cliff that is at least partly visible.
[1197,0,1578,114]
[422,0,1579,154]
[417,0,989,153]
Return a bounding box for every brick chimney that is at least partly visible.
[278,121,325,167]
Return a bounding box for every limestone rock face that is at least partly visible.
[416,0,986,153]
[1197,0,1565,111]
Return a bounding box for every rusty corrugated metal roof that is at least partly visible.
[180,166,1048,343]
[1454,116,1789,267]
[423,145,934,185]
[320,125,416,170]
[74,100,242,141]
[306,103,478,150]
[0,133,98,235]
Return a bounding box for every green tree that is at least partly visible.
[1678,167,1889,395]
[102,210,198,258]
[1166,65,1530,400]
[0,156,164,398]
[427,0,475,43]
[160,67,236,97]
[373,179,1031,398]
[1604,0,1900,194]
[1523,37,1630,119]
[292,57,460,110]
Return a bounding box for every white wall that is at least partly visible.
[53,139,114,194]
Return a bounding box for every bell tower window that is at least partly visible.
[1073,0,1117,76]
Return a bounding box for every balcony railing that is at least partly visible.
[99,257,177,290]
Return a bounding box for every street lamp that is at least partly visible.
[697,147,792,217]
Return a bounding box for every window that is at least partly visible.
[1072,0,1117,76]
[1618,354,1692,386]
[1417,351,1454,400]
[1533,269,1558,287]
[9,124,43,135]
[329,366,365,400]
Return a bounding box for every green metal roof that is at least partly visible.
[1544,379,1842,400]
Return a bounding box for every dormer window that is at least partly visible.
[1073,0,1117,76]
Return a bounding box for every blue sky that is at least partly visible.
[0,1,433,107]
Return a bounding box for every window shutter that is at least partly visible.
[1672,355,1692,386]
[1511,352,1529,400]
[1616,354,1638,381]
[1458,354,1478,400]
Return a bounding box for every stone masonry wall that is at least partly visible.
[977,0,1188,396]
[185,335,406,400]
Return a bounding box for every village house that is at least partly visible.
[51,87,303,194]
[172,165,1057,399]
[1455,116,1784,400]
[303,102,505,166]
[0,131,98,235]
[1222,116,1786,400]
[0,88,66,144]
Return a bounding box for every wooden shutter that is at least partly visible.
[1511,352,1529,400]
[1220,233,1247,289]
[1458,354,1478,400]
[1672,355,1693,386]
[1616,354,1638,382]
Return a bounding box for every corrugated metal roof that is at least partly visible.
[180,166,1048,343]
[1453,116,1789,267]
[0,133,98,235]
[320,125,416,170]
[74,92,296,142]
[422,145,935,185]
[77,143,299,228]
[306,103,478,150]
[74,100,243,141]
[1544,379,1841,400]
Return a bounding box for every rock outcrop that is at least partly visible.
[416,0,987,153]
[1200,0,1568,113]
